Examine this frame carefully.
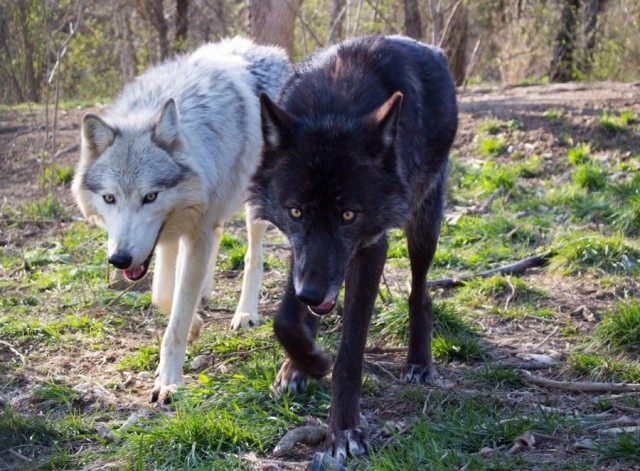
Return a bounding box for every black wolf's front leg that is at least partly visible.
[325,236,388,463]
[273,268,331,394]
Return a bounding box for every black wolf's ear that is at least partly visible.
[260,92,295,151]
[153,99,181,151]
[365,91,403,154]
[82,114,115,159]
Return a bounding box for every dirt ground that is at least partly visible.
[1,82,640,469]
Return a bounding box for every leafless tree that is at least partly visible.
[248,0,303,57]
[403,0,422,39]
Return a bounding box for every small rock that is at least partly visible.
[137,371,152,380]
[190,355,208,371]
[516,353,555,365]
[97,425,119,442]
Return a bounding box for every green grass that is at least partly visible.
[595,301,640,354]
[573,163,607,191]
[477,135,509,156]
[551,233,640,275]
[567,143,592,165]
[543,108,565,120]
[600,111,627,134]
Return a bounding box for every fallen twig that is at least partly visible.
[487,361,555,371]
[531,326,559,350]
[428,252,553,288]
[521,370,640,393]
[614,404,640,415]
[585,416,637,432]
[0,340,26,365]
[365,346,408,354]
[599,425,640,435]
[273,424,328,457]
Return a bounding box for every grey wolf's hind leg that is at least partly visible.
[231,209,267,329]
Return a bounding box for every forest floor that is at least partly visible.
[1,81,640,470]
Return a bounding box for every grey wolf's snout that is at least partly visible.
[295,285,325,307]
[108,251,132,269]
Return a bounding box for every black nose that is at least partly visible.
[108,252,132,269]
[296,286,325,307]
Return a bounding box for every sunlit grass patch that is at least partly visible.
[118,345,160,373]
[368,392,576,470]
[597,432,640,467]
[573,163,607,191]
[38,164,75,188]
[567,143,593,166]
[551,233,640,275]
[600,111,627,134]
[543,108,564,120]
[21,194,67,220]
[218,233,247,271]
[481,161,517,191]
[456,275,549,307]
[595,301,640,354]
[467,365,524,388]
[477,135,508,157]
[567,353,640,383]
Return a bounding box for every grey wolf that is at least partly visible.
[72,37,291,403]
[248,35,457,462]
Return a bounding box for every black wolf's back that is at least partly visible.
[279,35,458,195]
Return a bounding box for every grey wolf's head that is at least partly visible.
[72,99,204,281]
[248,92,409,314]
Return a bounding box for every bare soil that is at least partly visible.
[1,82,640,469]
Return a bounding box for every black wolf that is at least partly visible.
[248,35,458,462]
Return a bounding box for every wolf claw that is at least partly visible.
[325,426,370,464]
[230,311,258,330]
[274,359,308,395]
[404,363,438,384]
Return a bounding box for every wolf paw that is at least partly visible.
[150,382,181,404]
[188,313,205,343]
[273,359,308,395]
[230,311,258,330]
[404,363,438,384]
[325,426,370,464]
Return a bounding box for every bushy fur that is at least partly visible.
[72,37,291,403]
[248,35,457,462]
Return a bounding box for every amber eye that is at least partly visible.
[290,208,302,219]
[342,210,355,222]
[103,194,116,204]
[143,192,158,204]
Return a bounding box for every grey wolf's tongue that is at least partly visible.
[313,298,335,311]
[124,265,144,280]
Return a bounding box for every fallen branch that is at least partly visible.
[428,252,554,288]
[487,361,555,371]
[365,346,408,354]
[614,404,640,415]
[531,326,559,350]
[273,424,328,457]
[0,340,26,365]
[521,370,640,393]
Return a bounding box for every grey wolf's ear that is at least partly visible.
[365,91,403,153]
[82,114,115,159]
[260,92,295,151]
[153,99,180,151]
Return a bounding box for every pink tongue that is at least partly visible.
[124,265,144,280]
[314,298,336,311]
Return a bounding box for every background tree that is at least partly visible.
[249,0,303,56]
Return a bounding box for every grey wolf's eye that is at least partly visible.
[342,210,355,222]
[289,208,302,219]
[103,194,116,204]
[143,192,158,204]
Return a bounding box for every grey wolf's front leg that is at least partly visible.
[325,237,387,463]
[151,229,215,403]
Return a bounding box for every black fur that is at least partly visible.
[248,35,457,462]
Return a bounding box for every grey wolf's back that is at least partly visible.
[107,38,290,121]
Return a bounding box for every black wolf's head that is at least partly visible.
[248,92,409,314]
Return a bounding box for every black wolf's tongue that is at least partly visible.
[123,265,144,280]
[309,297,337,315]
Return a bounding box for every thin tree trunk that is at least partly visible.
[580,0,607,75]
[403,0,422,40]
[328,0,346,44]
[442,3,467,86]
[248,0,303,58]
[175,0,189,51]
[143,0,169,61]
[112,0,137,82]
[549,0,580,82]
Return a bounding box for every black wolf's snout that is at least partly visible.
[108,251,132,269]
[295,285,325,307]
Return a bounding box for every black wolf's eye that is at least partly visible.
[290,208,302,219]
[342,210,355,222]
[143,192,158,204]
[103,194,116,204]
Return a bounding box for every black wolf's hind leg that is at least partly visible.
[273,269,330,395]
[404,184,446,384]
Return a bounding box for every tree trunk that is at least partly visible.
[112,0,138,82]
[404,0,422,40]
[442,3,468,86]
[175,0,189,51]
[549,0,580,82]
[142,0,169,61]
[328,0,346,44]
[579,0,607,75]
[248,0,303,58]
